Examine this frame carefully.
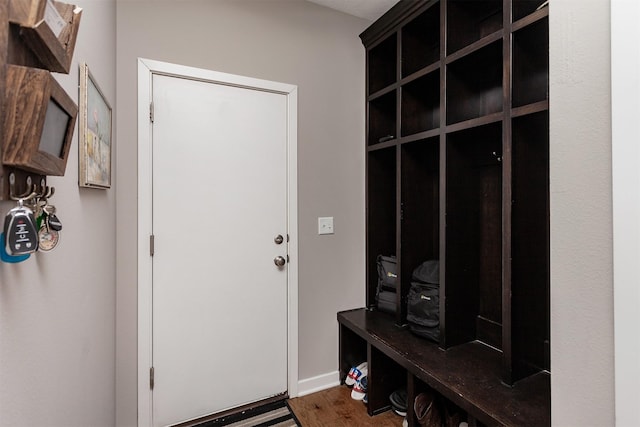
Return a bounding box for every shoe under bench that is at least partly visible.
[337,308,550,426]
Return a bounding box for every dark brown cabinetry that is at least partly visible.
[338,0,550,425]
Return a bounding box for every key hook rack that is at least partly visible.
[8,173,54,204]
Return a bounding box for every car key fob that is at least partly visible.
[4,203,38,255]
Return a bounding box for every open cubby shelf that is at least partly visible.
[400,138,439,319]
[401,4,440,77]
[512,16,549,108]
[368,91,397,146]
[367,147,397,308]
[444,123,503,350]
[369,33,397,94]
[446,40,503,125]
[355,1,550,425]
[447,0,503,55]
[401,71,439,136]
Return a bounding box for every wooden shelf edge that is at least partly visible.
[445,31,503,65]
[399,129,440,144]
[367,140,398,151]
[512,6,549,33]
[445,112,504,134]
[512,100,549,118]
[368,84,397,102]
[400,62,440,86]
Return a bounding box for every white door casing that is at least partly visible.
[137,58,298,427]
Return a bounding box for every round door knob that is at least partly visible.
[274,235,284,245]
[274,256,286,267]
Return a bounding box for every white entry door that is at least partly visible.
[147,66,294,427]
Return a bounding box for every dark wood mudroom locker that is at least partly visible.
[338,0,550,425]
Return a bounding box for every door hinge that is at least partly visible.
[150,102,154,123]
[150,367,155,390]
[150,234,155,256]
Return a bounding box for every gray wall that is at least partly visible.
[115,1,368,425]
[0,1,116,426]
[550,0,614,425]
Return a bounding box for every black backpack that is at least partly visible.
[375,255,397,314]
[406,260,440,342]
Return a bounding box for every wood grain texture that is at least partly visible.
[19,1,82,73]
[8,0,44,26]
[2,64,76,176]
[288,385,404,427]
[1,0,8,198]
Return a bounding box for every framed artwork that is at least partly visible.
[79,62,112,188]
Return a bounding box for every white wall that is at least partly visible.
[550,0,615,425]
[611,0,640,424]
[115,1,368,425]
[0,1,117,426]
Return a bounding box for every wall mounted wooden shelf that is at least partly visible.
[8,0,82,73]
[0,0,81,200]
[2,64,77,176]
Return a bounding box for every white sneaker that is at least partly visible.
[345,362,367,386]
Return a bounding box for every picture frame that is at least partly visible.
[78,62,111,188]
[2,65,77,176]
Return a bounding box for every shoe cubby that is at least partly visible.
[368,346,406,416]
[512,17,549,108]
[408,377,471,427]
[446,41,503,125]
[444,123,503,350]
[368,91,397,146]
[367,146,397,309]
[401,4,440,77]
[401,71,440,136]
[506,110,549,384]
[512,0,548,23]
[368,33,397,95]
[399,138,439,322]
[446,0,502,55]
[338,324,368,385]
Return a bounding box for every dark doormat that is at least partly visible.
[194,400,301,427]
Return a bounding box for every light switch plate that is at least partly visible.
[318,217,334,235]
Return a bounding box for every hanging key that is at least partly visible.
[44,204,62,232]
[38,204,60,252]
[4,199,39,255]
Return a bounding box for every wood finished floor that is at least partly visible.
[288,385,404,427]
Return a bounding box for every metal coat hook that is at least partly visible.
[8,173,37,202]
[34,178,55,201]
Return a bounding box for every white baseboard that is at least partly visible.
[296,371,341,397]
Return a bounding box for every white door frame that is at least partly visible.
[136,58,299,427]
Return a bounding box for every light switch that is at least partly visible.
[318,217,334,235]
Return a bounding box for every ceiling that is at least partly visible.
[306,0,400,21]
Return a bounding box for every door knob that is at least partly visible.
[274,234,284,245]
[274,256,286,267]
